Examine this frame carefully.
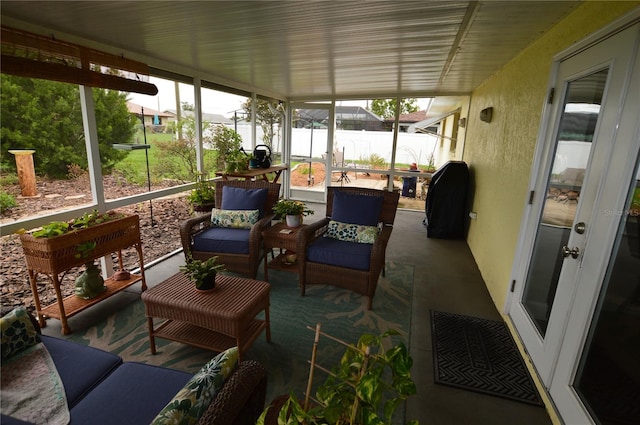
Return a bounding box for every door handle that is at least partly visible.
[562,246,580,259]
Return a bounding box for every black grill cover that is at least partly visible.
[425,161,469,239]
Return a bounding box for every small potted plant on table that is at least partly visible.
[180,255,226,291]
[273,199,314,228]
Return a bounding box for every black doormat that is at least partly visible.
[431,310,543,406]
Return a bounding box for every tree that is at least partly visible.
[370,98,419,118]
[154,115,217,181]
[242,98,283,149]
[1,75,134,178]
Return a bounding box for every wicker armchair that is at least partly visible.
[180,180,281,279]
[297,187,400,310]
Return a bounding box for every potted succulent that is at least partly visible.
[187,174,216,213]
[273,199,314,228]
[180,255,226,291]
[258,328,419,425]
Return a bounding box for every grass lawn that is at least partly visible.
[113,132,216,184]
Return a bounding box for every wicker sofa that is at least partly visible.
[1,310,267,425]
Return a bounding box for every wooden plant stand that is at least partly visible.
[19,212,147,335]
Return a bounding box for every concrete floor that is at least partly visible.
[389,208,552,425]
[43,204,554,425]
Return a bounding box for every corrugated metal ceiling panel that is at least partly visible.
[1,1,580,99]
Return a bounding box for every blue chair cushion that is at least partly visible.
[193,227,250,254]
[307,237,372,271]
[0,414,32,424]
[221,186,269,217]
[70,362,191,425]
[40,335,122,408]
[331,190,383,226]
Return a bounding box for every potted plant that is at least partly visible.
[258,328,419,425]
[180,255,226,291]
[187,174,216,212]
[273,199,314,228]
[224,148,249,174]
[210,124,243,171]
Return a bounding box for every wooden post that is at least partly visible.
[8,150,38,196]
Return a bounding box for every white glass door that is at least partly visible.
[509,21,639,421]
[549,29,640,424]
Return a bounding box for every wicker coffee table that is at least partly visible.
[141,272,270,361]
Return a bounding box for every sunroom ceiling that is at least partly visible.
[1,1,579,100]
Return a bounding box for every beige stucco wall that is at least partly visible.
[464,2,639,314]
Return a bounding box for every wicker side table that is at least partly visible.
[261,222,306,280]
[141,272,270,361]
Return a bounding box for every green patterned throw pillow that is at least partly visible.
[1,308,39,359]
[324,220,380,244]
[211,208,259,229]
[151,346,239,425]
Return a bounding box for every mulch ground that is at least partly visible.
[1,174,191,312]
[1,164,420,313]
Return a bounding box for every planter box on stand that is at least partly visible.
[19,212,147,334]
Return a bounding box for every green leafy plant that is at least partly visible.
[273,199,314,217]
[74,241,97,260]
[0,191,17,214]
[360,153,387,170]
[31,221,70,238]
[180,255,226,289]
[224,148,249,174]
[29,210,125,238]
[259,329,418,425]
[187,173,216,207]
[70,210,120,229]
[210,124,243,171]
[0,173,19,186]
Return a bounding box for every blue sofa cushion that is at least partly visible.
[331,190,383,226]
[221,186,269,218]
[40,335,122,408]
[0,414,32,424]
[70,362,191,425]
[307,237,372,271]
[193,227,250,254]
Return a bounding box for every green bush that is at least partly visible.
[363,153,387,169]
[0,191,17,215]
[0,173,19,186]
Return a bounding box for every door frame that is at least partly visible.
[549,30,640,424]
[505,8,640,418]
[505,9,640,315]
[287,101,335,203]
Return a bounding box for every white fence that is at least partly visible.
[234,124,441,168]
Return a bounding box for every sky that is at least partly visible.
[128,77,246,117]
[129,77,433,119]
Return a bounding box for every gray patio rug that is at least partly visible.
[64,262,414,404]
[431,310,543,406]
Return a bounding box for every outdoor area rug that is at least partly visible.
[64,261,414,404]
[431,310,543,406]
